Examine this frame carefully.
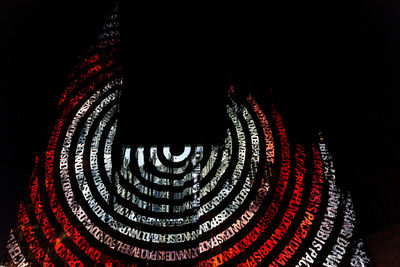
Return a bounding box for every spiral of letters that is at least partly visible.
[5,12,370,267]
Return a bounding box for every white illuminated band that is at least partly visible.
[6,231,29,267]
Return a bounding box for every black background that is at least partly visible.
[1,0,400,257]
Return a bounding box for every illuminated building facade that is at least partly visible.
[2,10,370,267]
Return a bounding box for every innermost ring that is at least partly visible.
[169,144,185,156]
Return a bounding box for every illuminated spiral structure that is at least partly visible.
[3,12,370,267]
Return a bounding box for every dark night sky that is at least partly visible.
[1,0,400,257]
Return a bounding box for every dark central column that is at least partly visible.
[117,5,231,146]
